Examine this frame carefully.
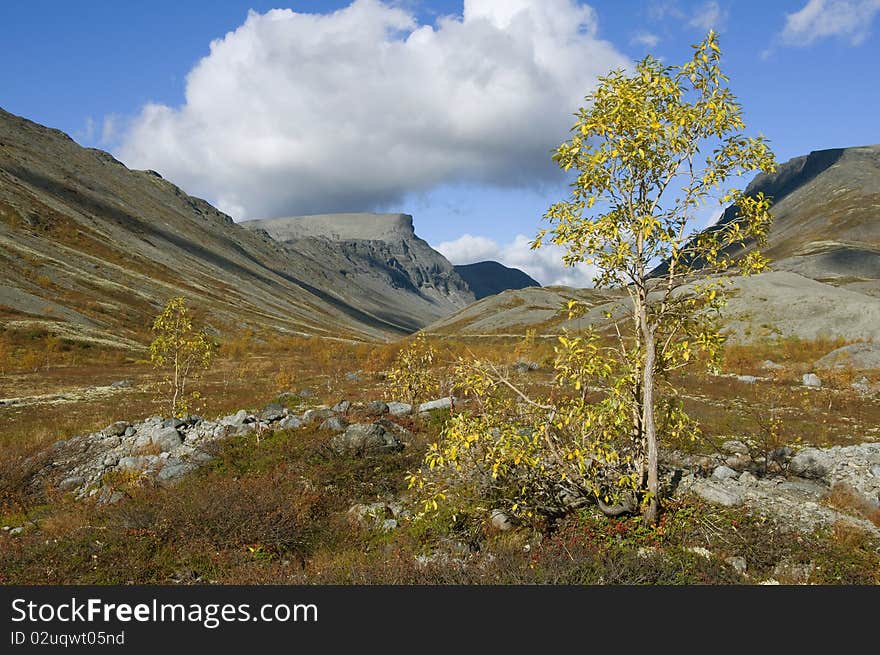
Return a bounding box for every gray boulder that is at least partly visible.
[490,509,514,531]
[222,409,249,427]
[58,476,85,491]
[320,416,349,432]
[147,426,183,452]
[725,556,748,575]
[102,421,130,438]
[721,440,750,455]
[789,447,831,479]
[366,400,389,416]
[117,455,159,471]
[386,401,413,416]
[260,403,285,422]
[802,373,822,388]
[815,342,880,370]
[303,408,335,423]
[692,480,742,507]
[157,460,196,484]
[330,423,404,456]
[332,400,351,413]
[418,397,454,413]
[712,465,739,481]
[278,415,303,430]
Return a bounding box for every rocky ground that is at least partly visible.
[9,391,878,546]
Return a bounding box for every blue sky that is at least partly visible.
[1,1,878,285]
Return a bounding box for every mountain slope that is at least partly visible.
[702,145,880,291]
[0,109,464,345]
[453,261,540,300]
[242,213,475,332]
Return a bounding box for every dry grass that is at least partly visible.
[823,483,880,528]
[1,330,878,585]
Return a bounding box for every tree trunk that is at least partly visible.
[640,306,660,526]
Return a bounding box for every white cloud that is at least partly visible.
[688,1,728,32]
[100,115,120,146]
[115,0,628,220]
[631,31,661,47]
[780,0,880,46]
[437,233,599,287]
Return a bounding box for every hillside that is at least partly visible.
[0,110,482,345]
[242,214,475,331]
[703,144,880,295]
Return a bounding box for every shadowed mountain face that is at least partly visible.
[242,213,476,332]
[453,261,540,299]
[0,109,475,344]
[655,144,880,291]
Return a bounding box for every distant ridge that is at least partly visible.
[454,260,540,299]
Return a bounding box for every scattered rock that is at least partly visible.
[332,400,351,413]
[761,360,784,371]
[381,518,398,532]
[691,480,742,507]
[489,509,514,532]
[773,559,815,584]
[157,460,196,484]
[330,423,404,456]
[345,371,362,383]
[366,400,389,416]
[512,361,539,373]
[102,421,130,438]
[418,397,454,413]
[145,426,183,453]
[687,546,713,560]
[802,373,822,388]
[319,416,349,432]
[58,476,85,491]
[852,377,871,394]
[736,375,759,384]
[721,440,750,455]
[260,403,285,422]
[110,379,131,388]
[871,465,880,478]
[725,453,753,471]
[738,471,758,486]
[298,388,315,399]
[303,408,335,423]
[9,526,24,536]
[118,455,159,471]
[386,401,413,416]
[789,448,831,479]
[712,465,739,481]
[278,415,303,430]
[725,556,748,574]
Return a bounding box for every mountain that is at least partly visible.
[675,144,880,294]
[427,145,880,342]
[242,213,475,332]
[453,261,540,300]
[0,109,471,345]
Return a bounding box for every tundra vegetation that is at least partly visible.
[0,35,878,585]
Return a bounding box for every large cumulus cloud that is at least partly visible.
[117,0,628,219]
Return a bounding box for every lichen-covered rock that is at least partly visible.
[330,423,404,456]
[789,447,832,479]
